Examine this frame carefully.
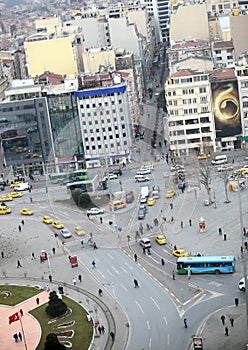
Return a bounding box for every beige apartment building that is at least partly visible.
[165,69,215,157]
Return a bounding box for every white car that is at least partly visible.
[136,169,151,175]
[238,277,247,291]
[140,196,147,203]
[217,164,233,172]
[87,207,104,215]
[108,173,118,180]
[60,228,72,238]
[14,183,29,191]
[135,176,150,183]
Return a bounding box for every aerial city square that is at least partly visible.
[0,0,248,349]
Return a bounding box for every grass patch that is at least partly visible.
[0,285,41,306]
[0,285,93,350]
[30,295,93,350]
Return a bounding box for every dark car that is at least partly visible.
[112,169,122,176]
[138,208,146,220]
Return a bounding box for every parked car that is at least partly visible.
[136,168,151,175]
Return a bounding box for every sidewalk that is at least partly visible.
[194,304,248,350]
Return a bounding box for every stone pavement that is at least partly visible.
[192,303,248,350]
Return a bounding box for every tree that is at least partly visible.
[46,291,67,318]
[199,159,212,204]
[219,169,231,203]
[71,188,81,206]
[43,333,66,350]
[78,192,92,207]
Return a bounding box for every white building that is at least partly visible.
[76,73,132,168]
[236,59,248,145]
[212,40,235,68]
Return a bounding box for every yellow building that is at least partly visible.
[24,29,83,77]
[35,16,62,35]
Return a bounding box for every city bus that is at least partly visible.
[176,256,235,275]
[49,169,88,184]
[49,172,71,184]
[66,175,99,193]
[68,169,88,182]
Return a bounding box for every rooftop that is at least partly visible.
[213,40,234,50]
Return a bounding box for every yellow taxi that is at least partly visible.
[42,216,53,224]
[0,195,13,201]
[0,205,11,214]
[74,226,86,236]
[147,197,155,206]
[52,220,64,229]
[20,208,34,215]
[165,190,176,198]
[155,234,167,245]
[8,192,23,198]
[197,153,211,160]
[10,182,21,188]
[172,249,190,257]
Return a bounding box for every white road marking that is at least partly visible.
[111,266,120,274]
[98,271,105,278]
[107,253,114,260]
[163,316,168,325]
[120,266,128,273]
[146,320,150,330]
[120,284,128,292]
[124,262,133,270]
[135,300,144,314]
[149,256,160,264]
[167,334,170,346]
[107,269,113,277]
[149,337,152,348]
[150,296,160,310]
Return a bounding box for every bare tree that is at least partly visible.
[199,159,212,204]
[219,169,231,203]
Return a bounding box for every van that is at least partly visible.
[212,155,227,165]
[140,238,151,248]
[14,183,29,191]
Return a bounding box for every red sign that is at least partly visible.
[9,312,20,324]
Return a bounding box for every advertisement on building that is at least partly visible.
[211,80,241,138]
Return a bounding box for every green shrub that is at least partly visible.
[46,291,67,318]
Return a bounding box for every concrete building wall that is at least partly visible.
[83,50,116,74]
[230,15,248,58]
[35,16,62,34]
[170,4,210,42]
[170,57,214,75]
[24,36,78,77]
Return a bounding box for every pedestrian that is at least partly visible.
[78,274,82,282]
[187,269,191,280]
[170,202,173,210]
[17,260,22,268]
[223,234,227,241]
[18,225,21,232]
[161,258,165,266]
[184,318,188,328]
[31,252,35,260]
[52,247,55,255]
[21,219,24,225]
[143,247,146,254]
[73,277,76,286]
[172,271,175,280]
[174,245,177,250]
[98,325,102,335]
[235,297,239,306]
[241,246,243,255]
[230,317,234,327]
[189,219,192,226]
[147,248,151,255]
[134,253,137,262]
[68,256,71,261]
[100,216,103,224]
[92,260,96,268]
[46,284,49,292]
[171,216,174,223]
[225,326,229,336]
[98,289,103,297]
[13,333,18,342]
[219,227,222,235]
[30,197,33,203]
[221,315,225,325]
[36,297,39,305]
[40,255,43,264]
[110,331,115,342]
[181,221,183,229]
[1,251,4,258]
[245,241,248,250]
[49,274,52,282]
[93,242,98,250]
[18,332,22,341]
[134,279,139,288]
[101,325,105,334]
[19,309,23,317]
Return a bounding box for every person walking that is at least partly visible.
[225,326,229,336]
[241,246,243,255]
[36,297,40,305]
[181,221,183,229]
[52,247,55,255]
[219,227,222,235]
[189,219,192,226]
[235,298,239,306]
[143,247,146,254]
[13,333,18,342]
[31,252,36,260]
[49,275,52,282]
[172,271,175,280]
[170,202,173,210]
[18,225,22,232]
[161,258,165,266]
[110,331,115,342]
[230,317,234,327]
[78,274,82,282]
[19,309,23,317]
[21,220,24,225]
[100,217,103,224]
[101,325,105,334]
[184,318,188,328]
[98,289,103,297]
[92,260,96,268]
[221,315,225,325]
[18,332,22,341]
[98,325,102,335]
[134,279,139,288]
[17,260,22,268]
[134,253,137,262]
[73,277,76,286]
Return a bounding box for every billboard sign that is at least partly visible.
[211,80,241,138]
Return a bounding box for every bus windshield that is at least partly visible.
[176,256,235,275]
